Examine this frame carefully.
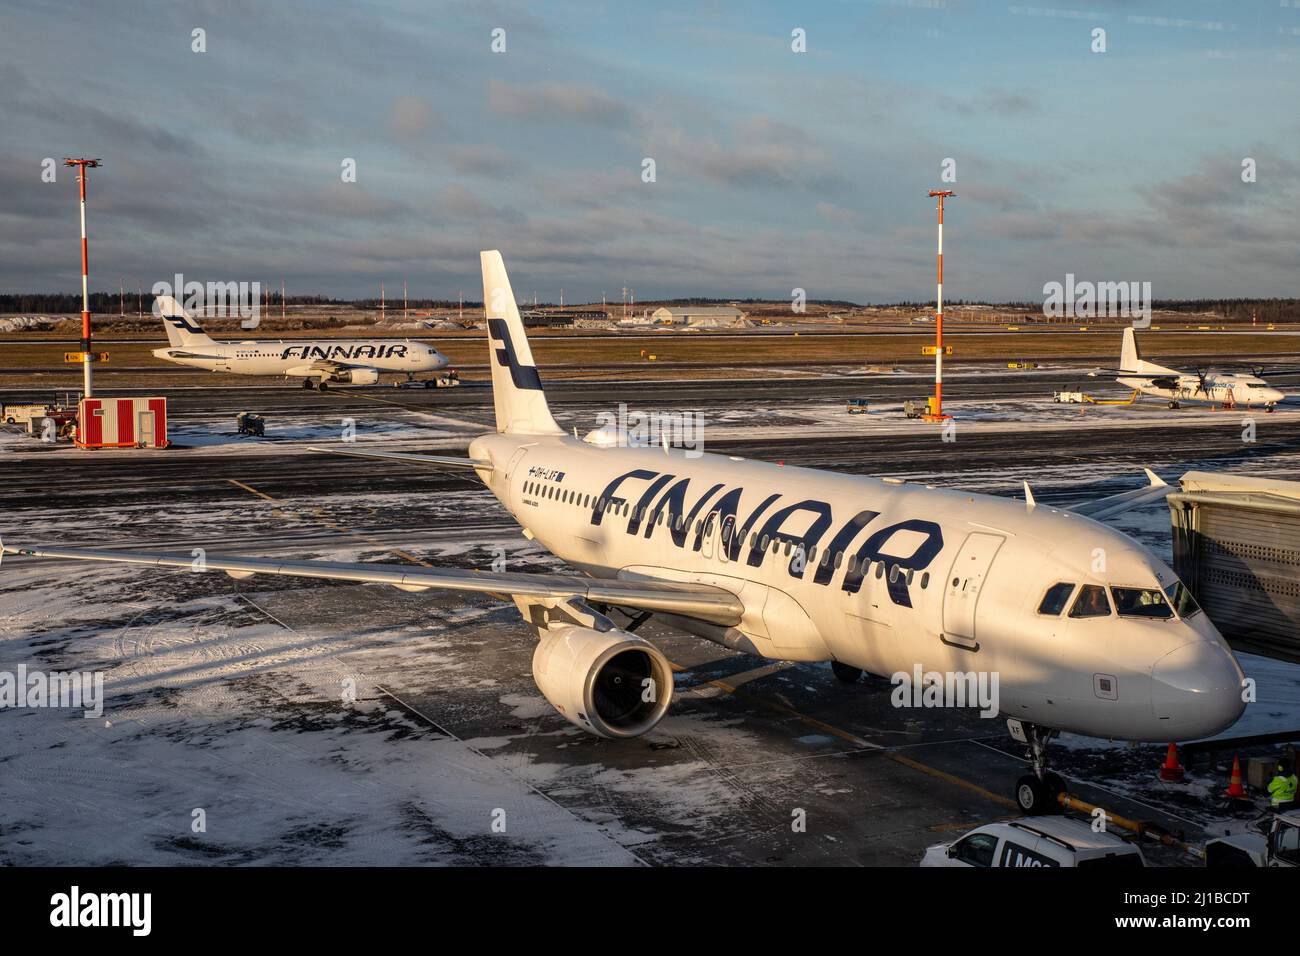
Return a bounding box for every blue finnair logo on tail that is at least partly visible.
[165,314,205,335]
[488,318,543,391]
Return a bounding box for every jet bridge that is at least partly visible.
[1168,471,1300,664]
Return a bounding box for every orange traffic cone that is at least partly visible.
[1159,742,1185,782]
[1224,754,1247,798]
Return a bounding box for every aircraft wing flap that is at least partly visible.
[0,541,742,626]
[1065,469,1170,521]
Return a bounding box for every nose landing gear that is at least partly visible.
[1010,720,1066,815]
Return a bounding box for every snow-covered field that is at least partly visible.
[2,391,1297,864]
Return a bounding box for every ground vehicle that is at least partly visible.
[845,398,869,414]
[395,369,460,389]
[902,399,928,419]
[3,403,56,425]
[1053,390,1087,404]
[1009,361,1039,369]
[921,817,1146,868]
[1204,810,1300,867]
[235,412,265,437]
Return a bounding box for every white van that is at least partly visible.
[921,817,1146,868]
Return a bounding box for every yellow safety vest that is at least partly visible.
[1268,773,1297,806]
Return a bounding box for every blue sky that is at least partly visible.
[2,0,1297,302]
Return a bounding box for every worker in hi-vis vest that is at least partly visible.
[1267,761,1297,810]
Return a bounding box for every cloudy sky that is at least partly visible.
[2,0,1297,303]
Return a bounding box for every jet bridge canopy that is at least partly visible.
[1168,471,1300,664]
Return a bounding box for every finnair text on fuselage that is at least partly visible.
[280,343,409,361]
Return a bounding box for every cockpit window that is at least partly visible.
[1037,582,1076,616]
[1163,581,1202,619]
[1110,587,1173,619]
[1068,584,1111,618]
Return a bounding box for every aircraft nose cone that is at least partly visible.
[1151,641,1245,739]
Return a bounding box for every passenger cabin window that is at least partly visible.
[1069,584,1111,618]
[1038,582,1076,616]
[1111,587,1173,619]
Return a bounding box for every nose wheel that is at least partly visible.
[1012,722,1065,815]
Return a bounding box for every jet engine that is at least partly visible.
[330,367,380,385]
[532,625,674,738]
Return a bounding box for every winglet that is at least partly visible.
[1144,468,1167,488]
[1023,481,1036,510]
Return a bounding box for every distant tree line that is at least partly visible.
[4,292,1298,321]
[0,292,482,314]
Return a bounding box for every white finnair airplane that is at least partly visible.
[151,295,449,388]
[4,252,1245,815]
[1111,327,1286,411]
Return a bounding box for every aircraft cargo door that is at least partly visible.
[942,532,1005,643]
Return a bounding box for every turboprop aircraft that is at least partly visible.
[2,252,1246,815]
[151,295,449,388]
[1105,327,1286,410]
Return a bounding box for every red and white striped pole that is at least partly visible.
[65,158,101,398]
[928,189,954,420]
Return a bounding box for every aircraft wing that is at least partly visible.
[0,539,743,626]
[1102,368,1181,388]
[1064,469,1170,521]
[285,359,374,376]
[307,445,492,471]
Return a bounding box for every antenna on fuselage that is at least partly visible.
[1023,481,1037,510]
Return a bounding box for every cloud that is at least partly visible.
[437,183,525,224]
[447,144,522,178]
[389,95,439,143]
[486,79,630,126]
[815,201,858,224]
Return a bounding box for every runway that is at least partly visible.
[2,374,1298,865]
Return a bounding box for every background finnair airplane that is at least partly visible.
[4,253,1246,815]
[1110,327,1286,410]
[151,295,448,388]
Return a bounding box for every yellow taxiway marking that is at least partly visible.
[224,479,1015,812]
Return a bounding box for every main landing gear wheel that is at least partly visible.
[1168,400,1180,409]
[302,379,314,389]
[831,661,863,684]
[318,381,329,391]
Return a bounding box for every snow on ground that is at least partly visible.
[0,553,641,866]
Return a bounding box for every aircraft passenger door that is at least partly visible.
[700,512,716,559]
[942,532,1006,643]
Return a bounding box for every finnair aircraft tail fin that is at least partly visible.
[1119,327,1178,376]
[480,250,563,435]
[156,295,215,348]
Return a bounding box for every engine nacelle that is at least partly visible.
[330,367,379,385]
[532,625,673,738]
